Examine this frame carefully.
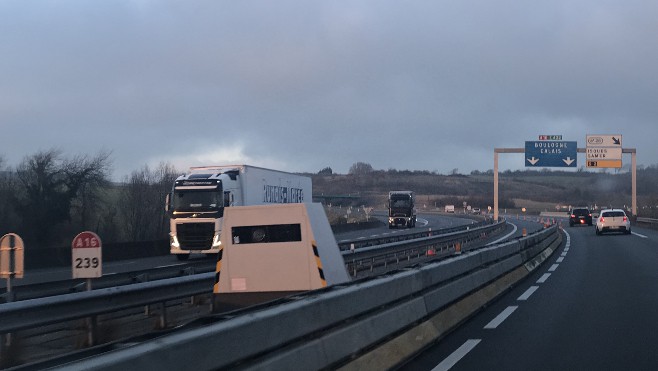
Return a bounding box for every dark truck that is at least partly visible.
[388,191,416,228]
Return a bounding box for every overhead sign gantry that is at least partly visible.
[493,134,636,221]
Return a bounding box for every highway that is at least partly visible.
[1,212,511,368]
[1,211,482,289]
[399,224,658,371]
[0,211,572,369]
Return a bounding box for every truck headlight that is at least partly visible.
[170,235,180,248]
[212,233,222,248]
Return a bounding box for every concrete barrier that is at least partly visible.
[50,226,562,371]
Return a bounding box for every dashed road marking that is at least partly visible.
[484,306,518,329]
[430,225,571,371]
[432,339,481,371]
[518,286,539,301]
[537,273,551,283]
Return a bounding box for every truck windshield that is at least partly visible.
[172,189,222,211]
[390,197,412,208]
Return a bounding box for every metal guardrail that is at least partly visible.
[0,260,216,303]
[0,222,501,335]
[47,225,561,371]
[342,221,506,276]
[337,219,491,250]
[636,217,658,224]
[0,273,214,334]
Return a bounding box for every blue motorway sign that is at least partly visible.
[525,141,578,167]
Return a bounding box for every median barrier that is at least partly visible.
[50,225,562,371]
[636,217,658,230]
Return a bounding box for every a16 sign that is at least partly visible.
[72,231,102,278]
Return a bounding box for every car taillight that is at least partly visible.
[599,217,605,223]
[623,216,628,222]
[571,214,576,218]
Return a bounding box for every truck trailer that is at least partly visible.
[165,165,312,260]
[388,191,416,228]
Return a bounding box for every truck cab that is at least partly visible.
[388,191,416,228]
[166,165,312,260]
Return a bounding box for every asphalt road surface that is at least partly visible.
[400,224,658,371]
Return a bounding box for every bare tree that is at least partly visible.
[119,162,179,242]
[14,149,112,246]
[154,163,180,237]
[348,162,374,175]
[0,155,19,235]
[68,151,113,230]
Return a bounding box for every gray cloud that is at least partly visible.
[1,1,656,179]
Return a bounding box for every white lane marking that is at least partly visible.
[556,257,564,263]
[432,339,481,371]
[537,273,551,283]
[486,222,518,246]
[484,306,518,329]
[548,264,559,272]
[417,218,430,227]
[518,286,539,301]
[632,231,648,238]
[561,251,568,257]
[564,247,570,252]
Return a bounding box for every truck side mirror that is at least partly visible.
[165,193,171,212]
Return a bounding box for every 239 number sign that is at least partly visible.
[72,231,102,278]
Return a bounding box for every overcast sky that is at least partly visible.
[1,1,656,180]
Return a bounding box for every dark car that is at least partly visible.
[569,207,593,226]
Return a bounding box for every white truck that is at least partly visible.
[165,165,312,260]
[444,205,455,213]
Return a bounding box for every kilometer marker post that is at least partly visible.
[71,231,103,346]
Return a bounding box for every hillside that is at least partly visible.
[309,167,658,217]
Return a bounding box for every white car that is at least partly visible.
[595,209,631,235]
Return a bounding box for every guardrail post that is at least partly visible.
[158,302,168,329]
[135,274,152,316]
[183,267,197,305]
